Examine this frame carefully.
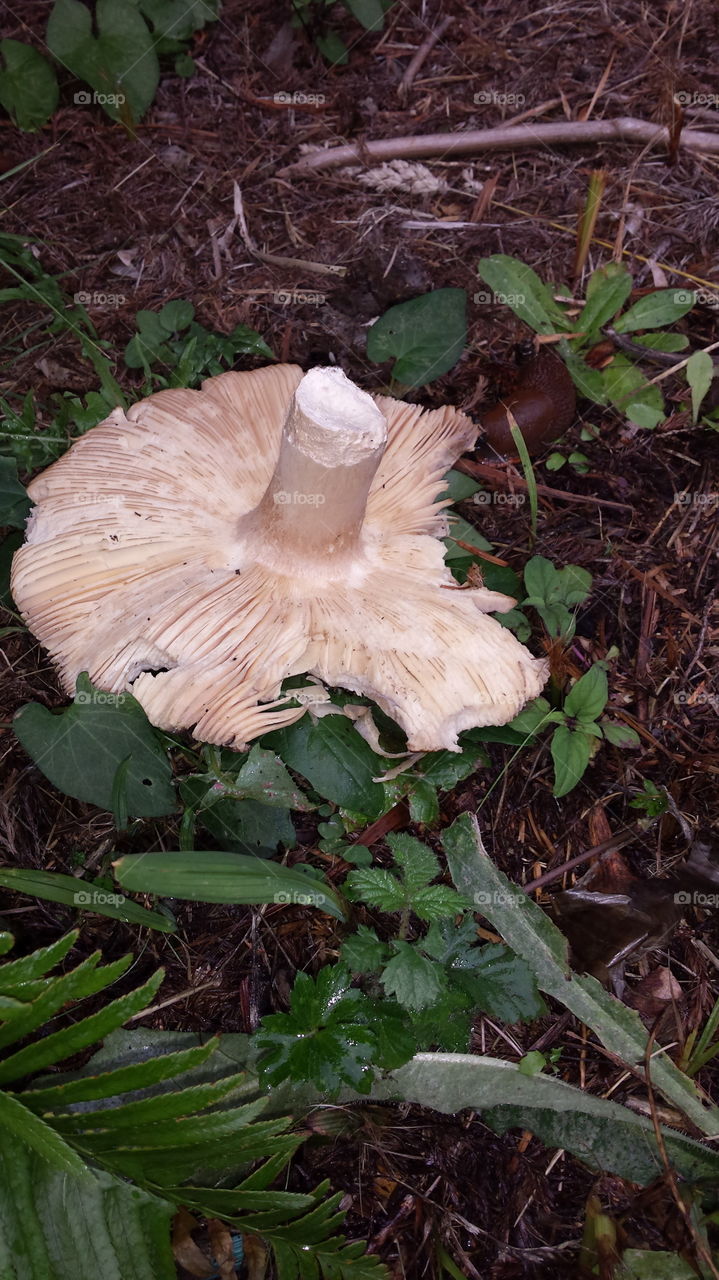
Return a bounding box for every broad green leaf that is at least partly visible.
[0,457,30,527]
[633,331,688,352]
[263,714,387,820]
[624,400,666,429]
[215,745,313,810]
[564,664,608,721]
[138,0,220,51]
[366,1052,719,1188]
[602,354,664,415]
[613,289,695,332]
[453,943,547,1023]
[14,673,175,818]
[366,289,467,387]
[601,720,640,748]
[562,351,608,403]
[551,724,594,796]
[408,778,440,824]
[344,0,387,29]
[616,1251,697,1279]
[0,40,58,132]
[477,255,567,333]
[685,349,714,423]
[443,813,719,1137]
[576,262,633,340]
[113,850,347,919]
[47,0,160,123]
[0,868,175,932]
[315,31,349,64]
[381,942,447,1011]
[507,696,562,737]
[444,514,493,562]
[439,469,481,502]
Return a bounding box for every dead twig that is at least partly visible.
[278,118,719,176]
[398,17,452,99]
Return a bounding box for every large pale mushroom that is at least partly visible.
[11,365,548,751]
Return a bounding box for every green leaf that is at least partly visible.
[545,451,566,471]
[345,866,407,913]
[477,255,568,333]
[370,1052,719,1188]
[564,664,608,721]
[138,0,220,50]
[0,1092,86,1173]
[47,0,160,123]
[602,354,665,416]
[601,720,640,748]
[14,674,176,818]
[341,925,389,973]
[0,1131,176,1280]
[0,457,30,527]
[507,696,562,737]
[113,850,347,919]
[439,469,481,502]
[408,778,440,824]
[344,0,387,29]
[214,745,313,810]
[613,289,696,332]
[381,942,447,1011]
[550,724,594,797]
[257,965,378,1092]
[0,868,175,932]
[616,1250,698,1279]
[443,813,719,1138]
[386,832,439,892]
[0,40,59,132]
[576,261,633,340]
[563,351,608,403]
[0,970,164,1085]
[625,401,666,429]
[366,289,467,387]
[315,30,349,64]
[157,299,194,331]
[263,715,387,820]
[685,349,714,423]
[454,943,547,1023]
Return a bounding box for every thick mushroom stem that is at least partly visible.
[248,367,387,563]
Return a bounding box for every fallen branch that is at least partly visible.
[278,117,719,176]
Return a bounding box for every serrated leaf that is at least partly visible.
[47,0,160,123]
[341,925,389,973]
[453,943,546,1023]
[411,885,470,922]
[386,832,439,891]
[366,289,467,387]
[345,866,407,913]
[381,942,447,1011]
[14,673,175,818]
[0,40,58,132]
[551,724,594,796]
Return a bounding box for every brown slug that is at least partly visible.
[479,343,576,457]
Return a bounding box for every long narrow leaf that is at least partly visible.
[0,970,164,1085]
[442,814,719,1137]
[113,851,347,919]
[0,867,175,933]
